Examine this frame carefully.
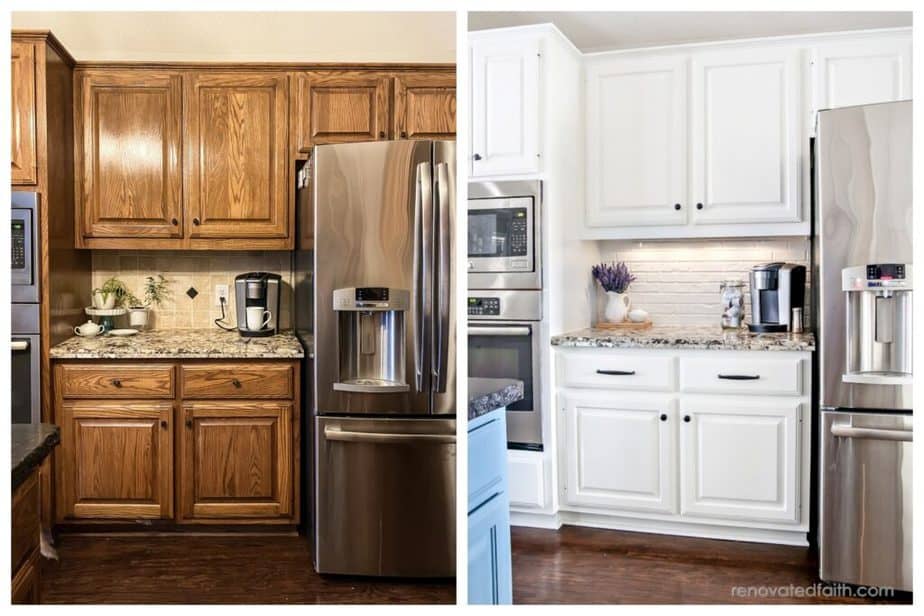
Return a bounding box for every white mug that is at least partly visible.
[245,307,272,331]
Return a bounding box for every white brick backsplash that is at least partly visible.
[592,238,811,328]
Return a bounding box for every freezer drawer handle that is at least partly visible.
[831,424,913,442]
[717,374,761,381]
[324,425,455,445]
[596,369,636,376]
[11,340,29,351]
[468,326,531,337]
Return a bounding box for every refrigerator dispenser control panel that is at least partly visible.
[334,287,409,311]
[843,264,913,291]
[468,296,501,316]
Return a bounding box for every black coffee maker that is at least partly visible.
[748,263,806,333]
[234,272,281,337]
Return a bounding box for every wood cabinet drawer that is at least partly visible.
[12,471,40,576]
[181,363,294,399]
[558,350,675,391]
[59,364,175,398]
[679,355,803,396]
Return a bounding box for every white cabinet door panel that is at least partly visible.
[586,56,687,227]
[508,450,546,510]
[562,391,677,513]
[691,48,802,225]
[680,397,801,523]
[814,36,912,110]
[471,36,540,177]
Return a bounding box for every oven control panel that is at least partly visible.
[11,220,26,270]
[468,296,501,316]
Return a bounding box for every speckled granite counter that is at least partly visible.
[12,424,60,491]
[50,328,305,359]
[552,325,815,352]
[469,378,524,421]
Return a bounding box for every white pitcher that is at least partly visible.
[604,291,631,323]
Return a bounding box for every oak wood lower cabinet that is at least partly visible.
[12,471,41,604]
[54,360,300,526]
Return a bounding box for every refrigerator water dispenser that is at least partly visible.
[333,287,410,393]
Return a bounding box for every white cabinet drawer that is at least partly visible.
[679,355,803,396]
[559,351,675,391]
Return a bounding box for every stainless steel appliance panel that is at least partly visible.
[11,333,40,424]
[815,101,912,410]
[11,192,39,303]
[313,140,433,415]
[314,416,456,577]
[431,140,457,416]
[819,410,912,591]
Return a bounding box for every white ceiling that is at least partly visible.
[468,12,912,52]
[11,12,456,63]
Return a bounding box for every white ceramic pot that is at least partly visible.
[128,308,149,329]
[604,291,631,323]
[92,291,116,310]
[74,320,103,337]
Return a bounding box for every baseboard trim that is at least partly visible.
[510,510,562,530]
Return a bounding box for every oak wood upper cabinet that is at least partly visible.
[11,40,38,186]
[292,71,389,152]
[75,70,184,245]
[393,73,456,140]
[184,72,290,246]
[470,34,541,177]
[180,401,293,521]
[813,34,912,110]
[58,400,174,520]
[585,55,688,228]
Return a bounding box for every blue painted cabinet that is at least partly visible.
[468,408,513,604]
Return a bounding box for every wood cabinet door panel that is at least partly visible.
[293,71,389,150]
[393,73,456,140]
[12,471,40,576]
[181,401,293,520]
[11,41,38,185]
[11,549,40,604]
[185,72,289,240]
[77,70,183,239]
[60,401,173,520]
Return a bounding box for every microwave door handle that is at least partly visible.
[11,339,29,351]
[433,161,451,393]
[413,161,433,392]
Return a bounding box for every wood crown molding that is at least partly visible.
[11,29,76,67]
[73,61,455,72]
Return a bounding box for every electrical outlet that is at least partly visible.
[215,284,229,307]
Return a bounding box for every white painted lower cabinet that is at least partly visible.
[556,348,811,545]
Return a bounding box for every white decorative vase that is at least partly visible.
[92,291,116,310]
[128,308,149,330]
[604,291,631,323]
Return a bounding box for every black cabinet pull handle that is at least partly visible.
[171,218,178,226]
[111,379,122,388]
[232,378,242,388]
[660,413,668,422]
[160,420,168,429]
[718,374,761,381]
[696,202,704,210]
[596,369,636,376]
[185,418,193,428]
[400,130,408,138]
[674,203,681,210]
[683,415,691,423]
[473,153,482,161]
[192,217,200,226]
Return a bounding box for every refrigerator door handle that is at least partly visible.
[413,161,433,392]
[324,424,456,445]
[831,423,913,442]
[433,161,451,393]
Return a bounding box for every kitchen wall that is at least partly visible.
[91,251,293,330]
[593,238,811,328]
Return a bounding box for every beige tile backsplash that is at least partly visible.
[91,251,294,330]
[594,238,812,328]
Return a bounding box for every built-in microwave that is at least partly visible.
[468,181,541,290]
[12,192,39,303]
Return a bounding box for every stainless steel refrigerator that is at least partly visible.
[296,140,456,577]
[815,101,912,591]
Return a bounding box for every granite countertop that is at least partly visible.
[50,328,305,359]
[552,325,815,352]
[469,378,524,421]
[12,424,60,491]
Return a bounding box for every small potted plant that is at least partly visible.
[128,275,171,330]
[92,277,135,310]
[591,261,636,323]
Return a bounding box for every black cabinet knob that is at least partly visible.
[160,420,168,429]
[192,217,200,226]
[400,131,408,138]
[378,131,385,138]
[111,379,122,388]
[171,218,178,226]
[674,203,681,210]
[185,418,193,428]
[696,203,704,210]
[660,413,668,422]
[683,415,691,423]
[473,153,482,161]
[232,378,242,388]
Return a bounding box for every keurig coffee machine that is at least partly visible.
[234,272,281,337]
[748,263,806,333]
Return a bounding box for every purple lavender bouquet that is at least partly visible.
[591,261,636,294]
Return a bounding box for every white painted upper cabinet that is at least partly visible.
[813,35,912,110]
[690,47,803,225]
[585,55,687,228]
[470,34,541,177]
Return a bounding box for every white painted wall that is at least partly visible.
[11,11,455,62]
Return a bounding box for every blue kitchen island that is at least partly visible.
[468,378,524,605]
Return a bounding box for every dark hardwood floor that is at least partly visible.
[41,534,454,604]
[511,525,911,604]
